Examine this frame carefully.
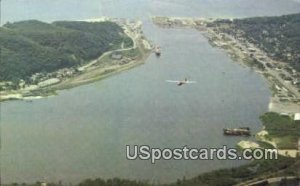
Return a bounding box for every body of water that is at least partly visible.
[1,0,300,184]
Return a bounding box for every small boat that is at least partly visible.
[155,46,161,56]
[223,127,251,136]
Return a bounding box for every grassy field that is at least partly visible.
[260,112,300,149]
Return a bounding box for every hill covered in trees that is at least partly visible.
[0,20,132,82]
[210,13,300,71]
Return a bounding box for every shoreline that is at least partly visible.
[152,16,300,114]
[152,16,300,157]
[0,18,153,102]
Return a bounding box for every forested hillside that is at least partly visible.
[0,20,131,82]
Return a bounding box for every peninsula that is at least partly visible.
[0,18,153,101]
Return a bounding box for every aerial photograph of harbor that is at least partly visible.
[0,0,300,186]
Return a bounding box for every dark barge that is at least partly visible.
[223,127,251,136]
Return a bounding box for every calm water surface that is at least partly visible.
[1,0,300,184]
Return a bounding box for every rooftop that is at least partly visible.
[111,53,123,60]
[294,113,300,121]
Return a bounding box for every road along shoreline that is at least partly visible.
[152,16,300,114]
[0,18,153,102]
[152,16,300,158]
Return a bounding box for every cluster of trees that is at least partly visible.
[78,178,151,186]
[0,20,133,82]
[260,112,300,149]
[211,13,300,71]
[260,112,300,137]
[246,57,266,71]
[168,157,297,186]
[5,156,298,186]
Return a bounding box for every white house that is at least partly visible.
[294,113,300,122]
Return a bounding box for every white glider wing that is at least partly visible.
[165,80,197,84]
[166,80,181,83]
[186,81,197,84]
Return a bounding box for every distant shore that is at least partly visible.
[152,16,300,158]
[0,18,153,102]
[152,16,300,114]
